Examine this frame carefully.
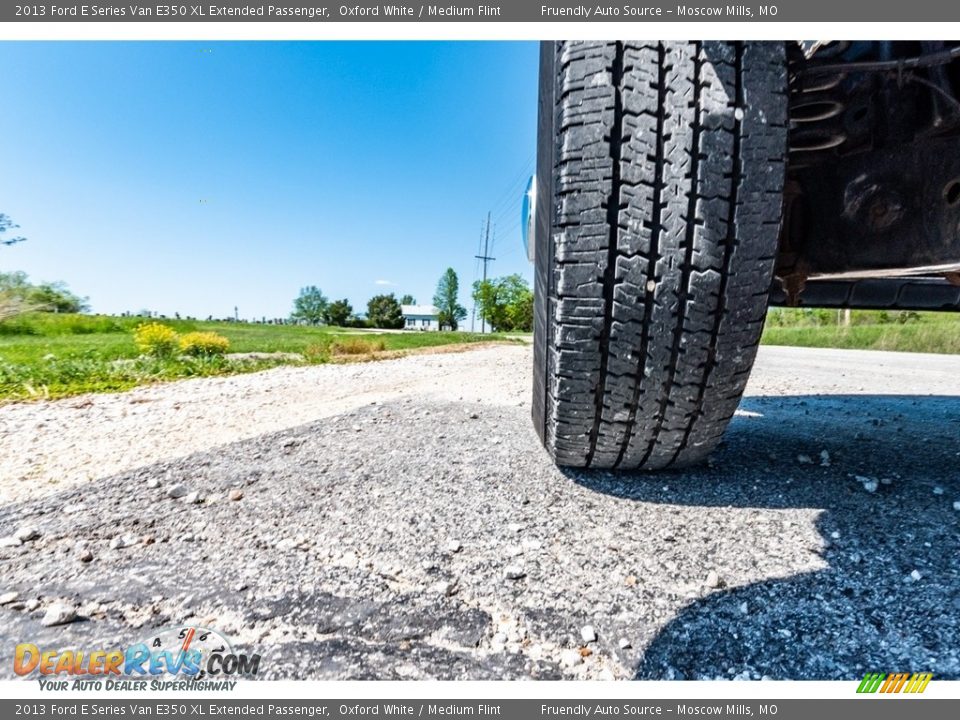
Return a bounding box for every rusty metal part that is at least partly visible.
[787,135,960,278]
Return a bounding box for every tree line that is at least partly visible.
[291,268,534,333]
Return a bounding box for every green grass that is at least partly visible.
[762,308,960,354]
[0,314,513,403]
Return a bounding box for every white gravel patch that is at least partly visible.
[0,345,528,504]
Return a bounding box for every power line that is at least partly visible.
[492,196,523,229]
[487,153,535,218]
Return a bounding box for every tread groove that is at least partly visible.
[585,41,625,467]
[614,43,667,469]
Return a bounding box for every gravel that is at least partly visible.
[39,603,77,627]
[503,566,526,581]
[0,344,958,680]
[14,526,41,543]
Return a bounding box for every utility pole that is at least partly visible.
[475,211,495,333]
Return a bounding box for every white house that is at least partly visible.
[401,304,442,331]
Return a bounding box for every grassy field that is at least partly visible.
[0,314,514,402]
[3,308,958,403]
[762,308,960,354]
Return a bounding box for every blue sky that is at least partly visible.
[0,41,538,322]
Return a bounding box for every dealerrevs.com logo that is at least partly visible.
[857,672,933,694]
[14,625,260,691]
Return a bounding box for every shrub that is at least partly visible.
[133,323,180,358]
[179,331,230,357]
[330,338,386,356]
[304,339,332,363]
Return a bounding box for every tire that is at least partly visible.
[532,41,788,470]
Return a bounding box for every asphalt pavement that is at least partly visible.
[1,344,958,680]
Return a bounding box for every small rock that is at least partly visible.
[933,486,944,496]
[446,540,463,553]
[0,591,19,605]
[521,539,543,551]
[953,501,960,512]
[25,599,40,611]
[41,603,77,627]
[797,454,813,465]
[738,602,749,615]
[705,571,722,589]
[183,491,201,505]
[166,484,187,499]
[625,575,638,587]
[618,638,632,650]
[13,526,40,543]
[110,535,136,550]
[0,537,21,548]
[146,479,160,489]
[142,535,155,546]
[228,489,244,501]
[430,580,457,597]
[559,649,583,668]
[819,450,831,467]
[579,647,593,657]
[908,569,922,582]
[468,412,479,419]
[351,424,362,432]
[580,625,597,643]
[507,523,525,534]
[504,565,525,581]
[830,531,841,540]
[79,549,94,563]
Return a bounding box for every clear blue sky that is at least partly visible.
[0,41,538,322]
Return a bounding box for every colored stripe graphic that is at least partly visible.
[904,673,933,693]
[858,672,932,694]
[857,672,886,693]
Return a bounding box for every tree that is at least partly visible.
[0,214,26,247]
[0,271,88,314]
[367,293,404,329]
[433,268,467,331]
[400,294,416,305]
[472,274,534,332]
[324,298,353,327]
[291,286,328,325]
[0,271,30,294]
[30,282,89,313]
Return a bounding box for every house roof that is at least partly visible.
[401,304,440,317]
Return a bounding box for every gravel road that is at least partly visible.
[1,344,958,680]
